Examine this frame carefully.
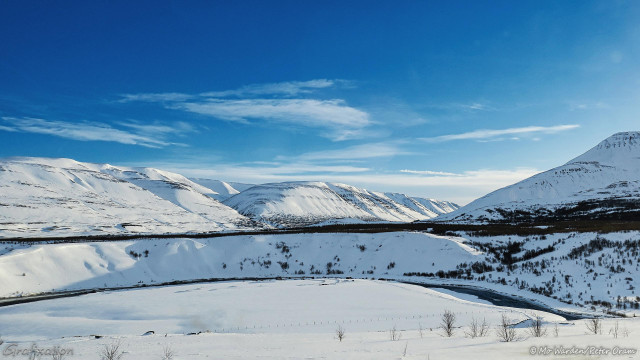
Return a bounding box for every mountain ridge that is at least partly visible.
[0,157,458,237]
[438,131,640,223]
[223,181,459,227]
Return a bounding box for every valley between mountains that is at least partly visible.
[1,132,640,318]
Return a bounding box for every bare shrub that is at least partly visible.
[496,313,518,342]
[390,325,401,341]
[336,325,346,342]
[527,316,547,337]
[465,317,490,338]
[553,323,559,337]
[402,341,408,357]
[585,318,602,335]
[52,353,65,360]
[418,322,424,338]
[161,345,174,360]
[623,326,631,337]
[100,340,124,360]
[609,321,619,338]
[440,310,456,337]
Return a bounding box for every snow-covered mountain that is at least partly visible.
[223,181,458,227]
[189,178,254,201]
[0,157,459,236]
[0,157,256,238]
[439,131,640,222]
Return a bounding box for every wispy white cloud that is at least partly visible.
[282,142,409,162]
[177,99,368,127]
[200,79,343,98]
[117,92,194,103]
[458,103,494,111]
[425,102,496,112]
[397,168,539,185]
[421,124,580,142]
[0,124,18,132]
[173,98,370,141]
[118,79,347,103]
[400,169,459,176]
[141,161,370,179]
[567,101,609,111]
[0,117,185,148]
[117,79,370,141]
[119,121,195,135]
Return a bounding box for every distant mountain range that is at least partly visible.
[0,157,457,237]
[3,131,638,237]
[439,131,640,223]
[223,181,458,227]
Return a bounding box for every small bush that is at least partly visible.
[465,317,489,338]
[585,318,602,335]
[527,316,547,337]
[336,325,345,342]
[161,345,174,360]
[496,314,518,342]
[390,325,401,341]
[440,310,456,337]
[100,340,124,360]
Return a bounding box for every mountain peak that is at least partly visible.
[567,131,640,166]
[597,131,640,149]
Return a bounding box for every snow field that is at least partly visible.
[0,279,562,340]
[0,279,637,360]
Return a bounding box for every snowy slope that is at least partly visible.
[0,157,255,237]
[189,178,254,201]
[439,132,640,222]
[1,230,638,316]
[223,181,459,227]
[0,232,480,298]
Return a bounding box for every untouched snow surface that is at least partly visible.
[0,279,638,359]
[0,279,563,340]
[440,131,640,222]
[224,181,459,227]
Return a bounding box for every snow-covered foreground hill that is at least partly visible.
[0,279,637,360]
[440,131,640,222]
[0,232,480,298]
[1,231,638,316]
[0,157,256,237]
[223,181,458,227]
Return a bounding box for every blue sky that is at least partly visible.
[1,1,639,204]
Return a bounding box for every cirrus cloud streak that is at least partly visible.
[421,124,580,142]
[0,117,187,148]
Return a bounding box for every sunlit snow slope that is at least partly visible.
[0,157,255,237]
[224,181,458,227]
[189,178,254,201]
[440,131,640,222]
